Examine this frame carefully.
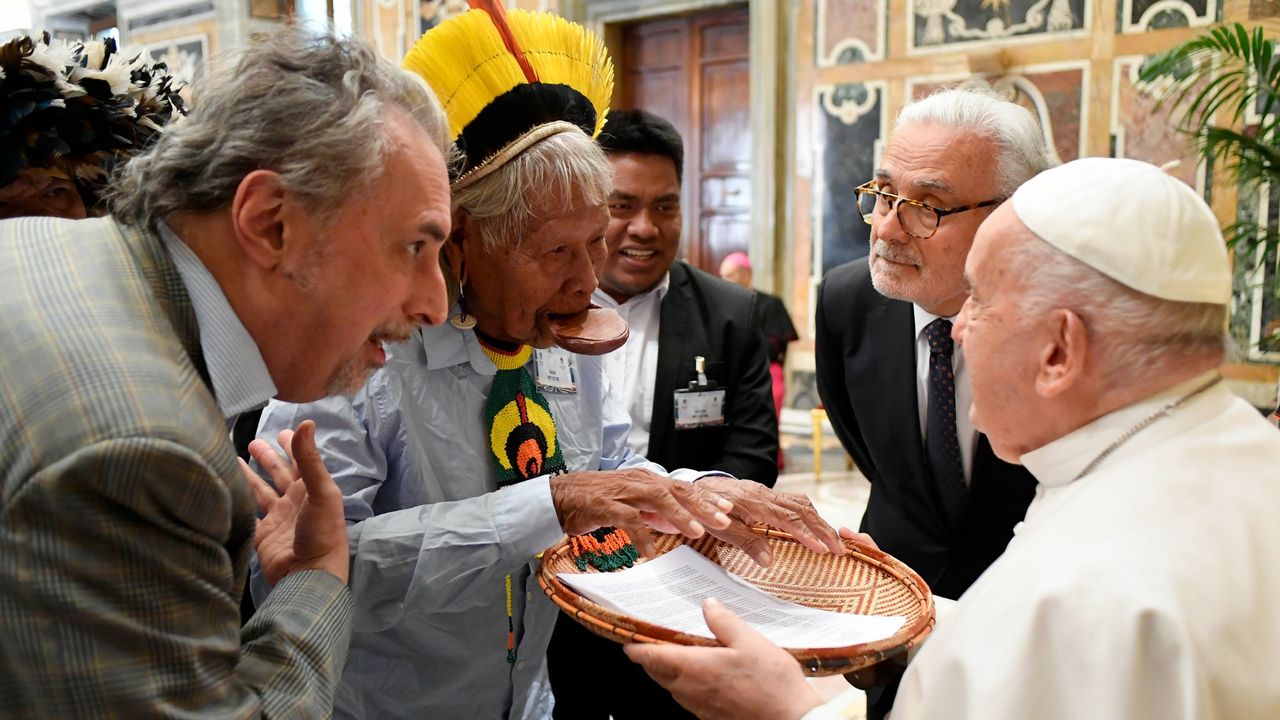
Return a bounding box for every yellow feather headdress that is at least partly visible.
[403,3,613,186]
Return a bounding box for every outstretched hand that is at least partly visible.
[624,598,825,720]
[693,476,844,567]
[550,468,734,558]
[241,421,350,585]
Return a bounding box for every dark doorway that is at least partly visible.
[616,5,751,274]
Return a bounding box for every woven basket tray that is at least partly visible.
[538,526,935,676]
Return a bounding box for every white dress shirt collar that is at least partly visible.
[418,312,506,376]
[157,221,277,420]
[592,271,670,457]
[1020,370,1224,488]
[593,271,671,311]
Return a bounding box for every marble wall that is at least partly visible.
[789,0,1277,396]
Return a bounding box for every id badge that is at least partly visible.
[534,347,578,393]
[673,388,726,429]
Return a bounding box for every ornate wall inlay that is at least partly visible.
[790,0,1277,393]
[907,63,1087,164]
[815,0,887,66]
[1117,0,1219,34]
[812,82,886,278]
[907,0,1089,54]
[1110,55,1207,191]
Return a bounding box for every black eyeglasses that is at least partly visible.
[854,180,1004,240]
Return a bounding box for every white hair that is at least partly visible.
[1007,231,1229,384]
[896,85,1055,197]
[450,128,610,253]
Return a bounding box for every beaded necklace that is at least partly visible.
[476,333,637,662]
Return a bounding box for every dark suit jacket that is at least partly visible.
[646,261,778,486]
[0,216,352,717]
[815,257,1036,601]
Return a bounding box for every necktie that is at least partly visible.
[924,319,967,527]
[477,335,637,662]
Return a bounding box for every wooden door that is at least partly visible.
[618,5,751,274]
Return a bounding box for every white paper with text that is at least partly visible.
[557,545,904,648]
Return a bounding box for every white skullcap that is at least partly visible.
[1010,157,1231,304]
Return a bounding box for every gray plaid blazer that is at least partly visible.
[0,217,353,718]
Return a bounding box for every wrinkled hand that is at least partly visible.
[624,598,824,720]
[550,469,733,557]
[693,476,843,567]
[242,421,350,585]
[839,526,879,551]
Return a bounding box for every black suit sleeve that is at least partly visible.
[714,291,779,486]
[814,270,876,482]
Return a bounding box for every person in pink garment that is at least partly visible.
[719,251,799,469]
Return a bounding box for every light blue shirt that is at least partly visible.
[158,222,276,421]
[254,320,712,719]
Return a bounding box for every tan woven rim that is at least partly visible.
[451,120,584,191]
[537,526,936,677]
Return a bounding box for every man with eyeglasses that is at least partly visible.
[812,85,1052,718]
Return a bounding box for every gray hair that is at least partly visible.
[1008,231,1229,384]
[896,85,1054,197]
[451,128,611,253]
[109,26,453,226]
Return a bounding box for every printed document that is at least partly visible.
[557,545,904,648]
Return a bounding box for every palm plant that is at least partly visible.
[1139,22,1280,254]
[1140,22,1280,369]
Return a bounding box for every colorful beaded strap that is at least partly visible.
[476,333,638,663]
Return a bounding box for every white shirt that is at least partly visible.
[912,305,975,482]
[594,273,670,457]
[876,372,1280,720]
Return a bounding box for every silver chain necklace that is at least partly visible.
[1072,374,1223,482]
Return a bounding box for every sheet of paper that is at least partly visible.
[557,545,905,648]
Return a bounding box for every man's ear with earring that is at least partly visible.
[450,290,476,330]
[446,208,477,330]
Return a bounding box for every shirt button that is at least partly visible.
[516,660,526,671]
[526,591,533,601]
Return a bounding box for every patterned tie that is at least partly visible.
[924,319,967,527]
[476,334,637,661]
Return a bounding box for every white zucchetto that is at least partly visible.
[1010,157,1231,304]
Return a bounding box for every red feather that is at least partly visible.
[467,0,540,84]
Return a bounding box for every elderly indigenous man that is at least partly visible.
[547,109,779,720]
[0,29,454,718]
[0,33,184,220]
[627,158,1280,720]
[253,7,841,720]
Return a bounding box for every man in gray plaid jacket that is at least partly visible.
[0,28,454,717]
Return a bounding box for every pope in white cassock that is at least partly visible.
[626,157,1280,720]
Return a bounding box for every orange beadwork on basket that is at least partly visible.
[569,527,639,571]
